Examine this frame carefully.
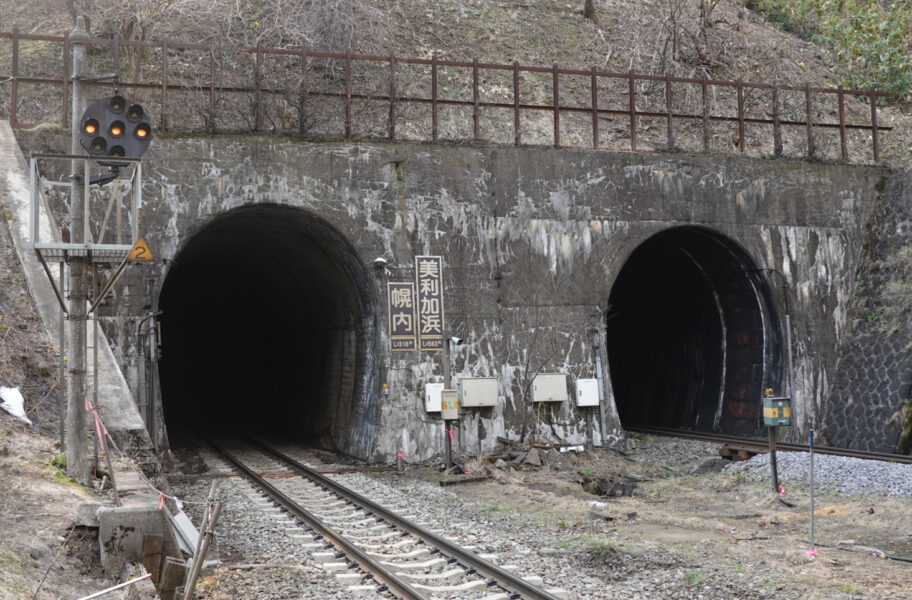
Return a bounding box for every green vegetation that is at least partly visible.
[50,453,66,469]
[750,0,912,100]
[684,569,704,586]
[581,534,616,557]
[897,399,912,455]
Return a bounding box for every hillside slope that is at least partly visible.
[1,0,910,163]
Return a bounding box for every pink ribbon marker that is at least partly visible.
[157,493,165,510]
[778,484,785,496]
[805,549,818,557]
[445,429,454,442]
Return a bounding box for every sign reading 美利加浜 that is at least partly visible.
[415,255,445,351]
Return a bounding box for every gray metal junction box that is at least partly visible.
[532,373,569,403]
[458,377,499,407]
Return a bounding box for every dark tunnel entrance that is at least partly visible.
[606,226,782,436]
[158,204,379,449]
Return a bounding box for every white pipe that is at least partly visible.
[75,573,151,600]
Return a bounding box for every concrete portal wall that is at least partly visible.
[14,130,894,459]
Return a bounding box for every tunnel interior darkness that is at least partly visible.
[606,227,782,435]
[158,204,378,446]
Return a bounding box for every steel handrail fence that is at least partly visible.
[0,29,891,162]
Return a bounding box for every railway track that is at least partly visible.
[626,426,912,465]
[203,436,567,600]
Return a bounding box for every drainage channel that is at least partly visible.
[205,437,565,600]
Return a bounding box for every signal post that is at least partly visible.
[67,17,90,484]
[48,16,153,484]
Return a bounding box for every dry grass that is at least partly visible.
[0,0,908,164]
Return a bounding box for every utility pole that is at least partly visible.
[67,16,91,485]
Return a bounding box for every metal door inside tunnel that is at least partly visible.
[606,226,782,435]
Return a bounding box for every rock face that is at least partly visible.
[12,130,900,459]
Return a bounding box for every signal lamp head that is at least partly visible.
[78,95,152,165]
[109,96,125,113]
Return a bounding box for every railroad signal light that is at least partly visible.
[79,95,152,166]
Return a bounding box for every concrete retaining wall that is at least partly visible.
[13,129,899,457]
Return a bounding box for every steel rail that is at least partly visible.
[626,426,912,465]
[248,437,564,600]
[205,438,429,600]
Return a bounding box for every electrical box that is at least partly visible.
[575,378,600,407]
[441,389,459,420]
[532,373,568,403]
[425,382,444,412]
[763,396,792,427]
[459,377,499,408]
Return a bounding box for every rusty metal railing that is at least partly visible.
[0,29,892,162]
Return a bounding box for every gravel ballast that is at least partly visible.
[724,451,912,497]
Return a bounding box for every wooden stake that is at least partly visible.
[182,501,222,600]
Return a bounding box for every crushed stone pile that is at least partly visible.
[724,451,912,497]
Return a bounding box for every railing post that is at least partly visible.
[737,78,745,153]
[255,43,262,133]
[345,49,352,139]
[552,63,560,149]
[591,66,599,149]
[160,40,168,132]
[388,54,397,140]
[628,70,637,152]
[771,83,782,157]
[665,73,674,150]
[208,46,216,134]
[299,47,309,136]
[11,28,19,128]
[869,88,880,163]
[701,73,710,153]
[431,54,438,141]
[837,85,847,162]
[513,61,520,146]
[805,82,815,159]
[62,32,71,129]
[472,58,480,141]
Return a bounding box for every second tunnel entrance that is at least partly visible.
[157,204,380,454]
[606,226,782,436]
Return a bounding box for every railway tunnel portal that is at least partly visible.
[158,203,380,453]
[606,226,782,436]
